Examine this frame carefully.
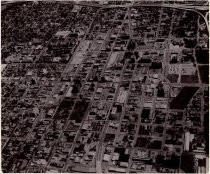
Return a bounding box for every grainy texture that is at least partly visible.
[1,0,209,173]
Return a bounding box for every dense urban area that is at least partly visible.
[1,0,209,173]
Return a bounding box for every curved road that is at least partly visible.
[159,4,209,33]
[75,2,209,173]
[77,2,209,33]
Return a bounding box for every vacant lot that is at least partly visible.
[170,87,199,109]
[167,74,179,83]
[198,65,209,84]
[180,74,199,83]
[195,49,209,64]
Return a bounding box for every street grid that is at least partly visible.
[1,1,209,173]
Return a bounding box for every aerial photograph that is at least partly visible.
[1,0,209,173]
